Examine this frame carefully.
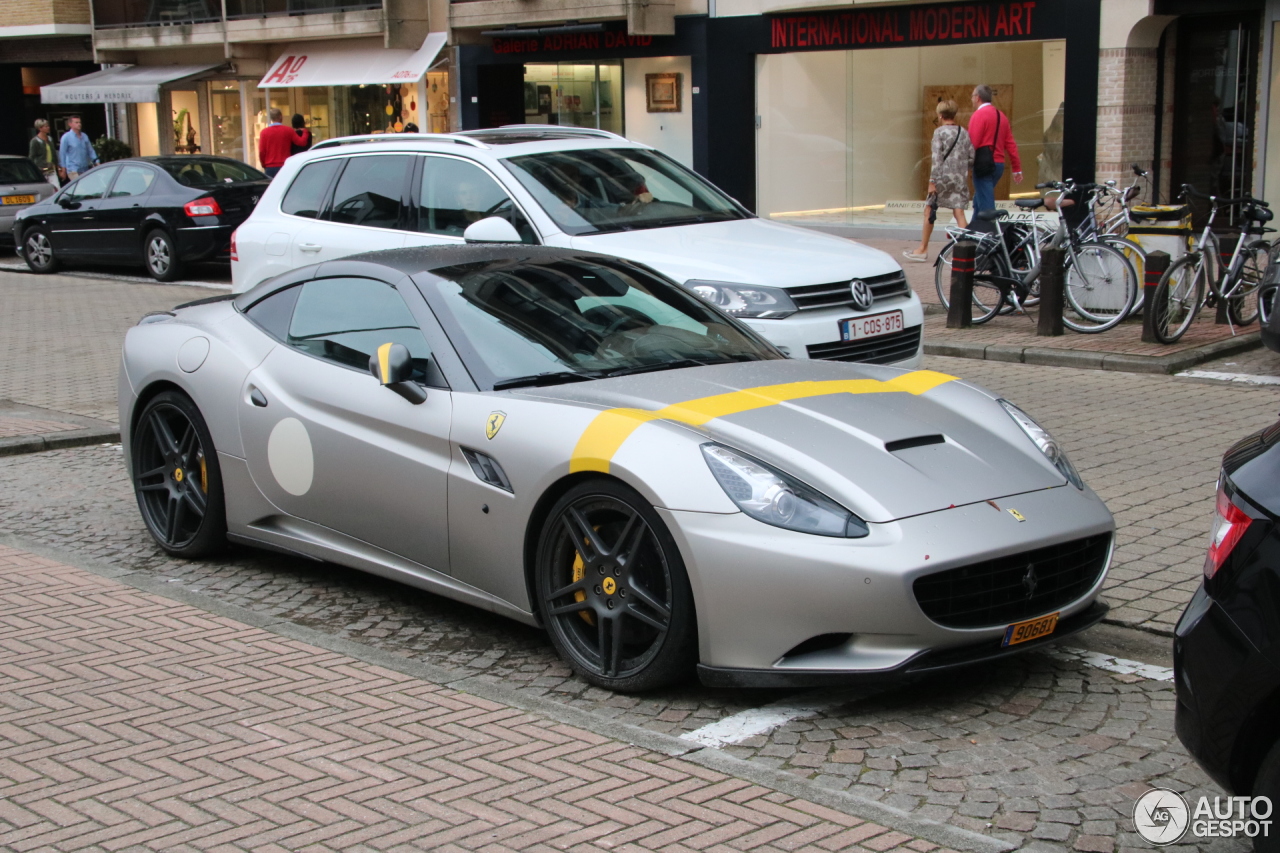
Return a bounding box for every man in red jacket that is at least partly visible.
[258,108,296,178]
[967,85,1021,214]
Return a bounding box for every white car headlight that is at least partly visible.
[701,444,868,537]
[998,399,1084,489]
[684,280,798,319]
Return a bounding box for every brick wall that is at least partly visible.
[4,0,91,26]
[1095,46,1159,197]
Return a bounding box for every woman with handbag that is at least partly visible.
[904,100,973,263]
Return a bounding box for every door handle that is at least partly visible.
[248,386,268,407]
[299,242,322,253]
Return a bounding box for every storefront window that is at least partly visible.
[210,81,244,160]
[170,89,203,154]
[427,72,450,133]
[523,62,623,134]
[298,87,333,142]
[756,40,1066,228]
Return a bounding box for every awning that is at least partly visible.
[41,64,225,104]
[257,33,446,88]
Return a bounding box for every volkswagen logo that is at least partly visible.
[850,279,874,312]
[1022,564,1039,599]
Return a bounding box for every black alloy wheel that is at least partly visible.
[22,227,58,273]
[145,229,183,282]
[536,480,696,691]
[131,391,225,557]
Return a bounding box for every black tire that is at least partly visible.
[1253,739,1280,853]
[22,226,58,274]
[968,275,1009,325]
[535,479,696,692]
[1226,239,1270,326]
[144,229,183,282]
[1062,241,1138,333]
[934,239,1002,308]
[131,391,225,558]
[1151,255,1206,343]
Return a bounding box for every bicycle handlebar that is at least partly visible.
[1180,183,1270,208]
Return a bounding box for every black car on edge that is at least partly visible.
[1176,417,1280,848]
[13,156,268,282]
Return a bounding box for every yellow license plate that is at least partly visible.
[1002,612,1059,646]
[1,195,35,205]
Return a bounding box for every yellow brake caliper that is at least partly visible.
[572,526,599,626]
[198,452,208,494]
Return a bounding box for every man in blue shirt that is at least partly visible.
[58,116,98,181]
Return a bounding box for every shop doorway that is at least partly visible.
[1170,14,1259,222]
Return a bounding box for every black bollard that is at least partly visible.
[1037,246,1065,336]
[1215,235,1236,325]
[1141,251,1170,343]
[946,241,976,329]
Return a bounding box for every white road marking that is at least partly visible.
[680,704,824,748]
[1177,370,1280,386]
[1052,647,1174,682]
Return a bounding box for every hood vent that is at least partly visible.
[885,434,946,453]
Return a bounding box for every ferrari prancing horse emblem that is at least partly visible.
[486,411,507,440]
[1008,508,1026,522]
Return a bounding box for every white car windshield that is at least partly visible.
[418,255,780,390]
[502,148,748,236]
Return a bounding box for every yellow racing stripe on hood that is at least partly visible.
[569,369,956,473]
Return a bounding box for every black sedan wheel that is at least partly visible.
[131,391,225,557]
[144,229,183,282]
[536,479,696,691]
[22,227,58,274]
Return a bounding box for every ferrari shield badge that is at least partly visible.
[486,411,507,440]
[1008,508,1026,522]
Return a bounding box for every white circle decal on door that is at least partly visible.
[267,417,314,496]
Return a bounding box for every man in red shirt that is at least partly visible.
[967,85,1021,214]
[258,108,296,178]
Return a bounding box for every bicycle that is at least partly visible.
[1148,184,1273,343]
[935,183,1138,332]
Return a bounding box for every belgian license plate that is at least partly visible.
[1002,612,1059,646]
[840,310,904,341]
[1,195,35,205]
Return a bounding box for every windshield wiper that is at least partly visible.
[491,371,601,391]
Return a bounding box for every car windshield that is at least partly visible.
[419,256,781,389]
[158,158,266,187]
[0,159,44,184]
[502,148,748,236]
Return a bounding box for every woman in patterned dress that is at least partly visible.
[904,100,974,262]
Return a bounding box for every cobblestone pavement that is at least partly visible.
[0,271,221,422]
[0,544,953,853]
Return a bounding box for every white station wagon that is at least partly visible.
[231,127,922,365]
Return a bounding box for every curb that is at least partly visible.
[0,427,120,457]
[924,331,1261,374]
[0,532,1016,853]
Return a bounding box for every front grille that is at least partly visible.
[912,534,1111,629]
[806,325,921,365]
[790,271,911,311]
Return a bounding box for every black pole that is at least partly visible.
[1037,247,1065,336]
[946,241,976,329]
[1142,251,1171,343]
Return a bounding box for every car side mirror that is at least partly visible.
[58,196,79,209]
[463,216,522,244]
[368,342,427,404]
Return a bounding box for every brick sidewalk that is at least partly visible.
[0,544,954,853]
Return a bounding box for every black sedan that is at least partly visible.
[13,156,268,282]
[1175,418,1280,844]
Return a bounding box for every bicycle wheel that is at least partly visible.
[968,275,1008,325]
[934,238,1000,308]
[1062,242,1138,333]
[1225,239,1269,326]
[1151,255,1207,343]
[1100,235,1146,316]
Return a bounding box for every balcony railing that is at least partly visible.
[92,0,381,28]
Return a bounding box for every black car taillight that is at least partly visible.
[1205,484,1254,579]
[184,197,223,217]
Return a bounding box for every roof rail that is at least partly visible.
[458,125,628,142]
[311,133,489,151]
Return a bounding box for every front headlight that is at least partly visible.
[701,444,868,537]
[998,399,1084,489]
[684,280,798,319]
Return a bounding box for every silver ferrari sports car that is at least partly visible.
[119,245,1114,692]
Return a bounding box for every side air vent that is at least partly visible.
[461,448,513,492]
